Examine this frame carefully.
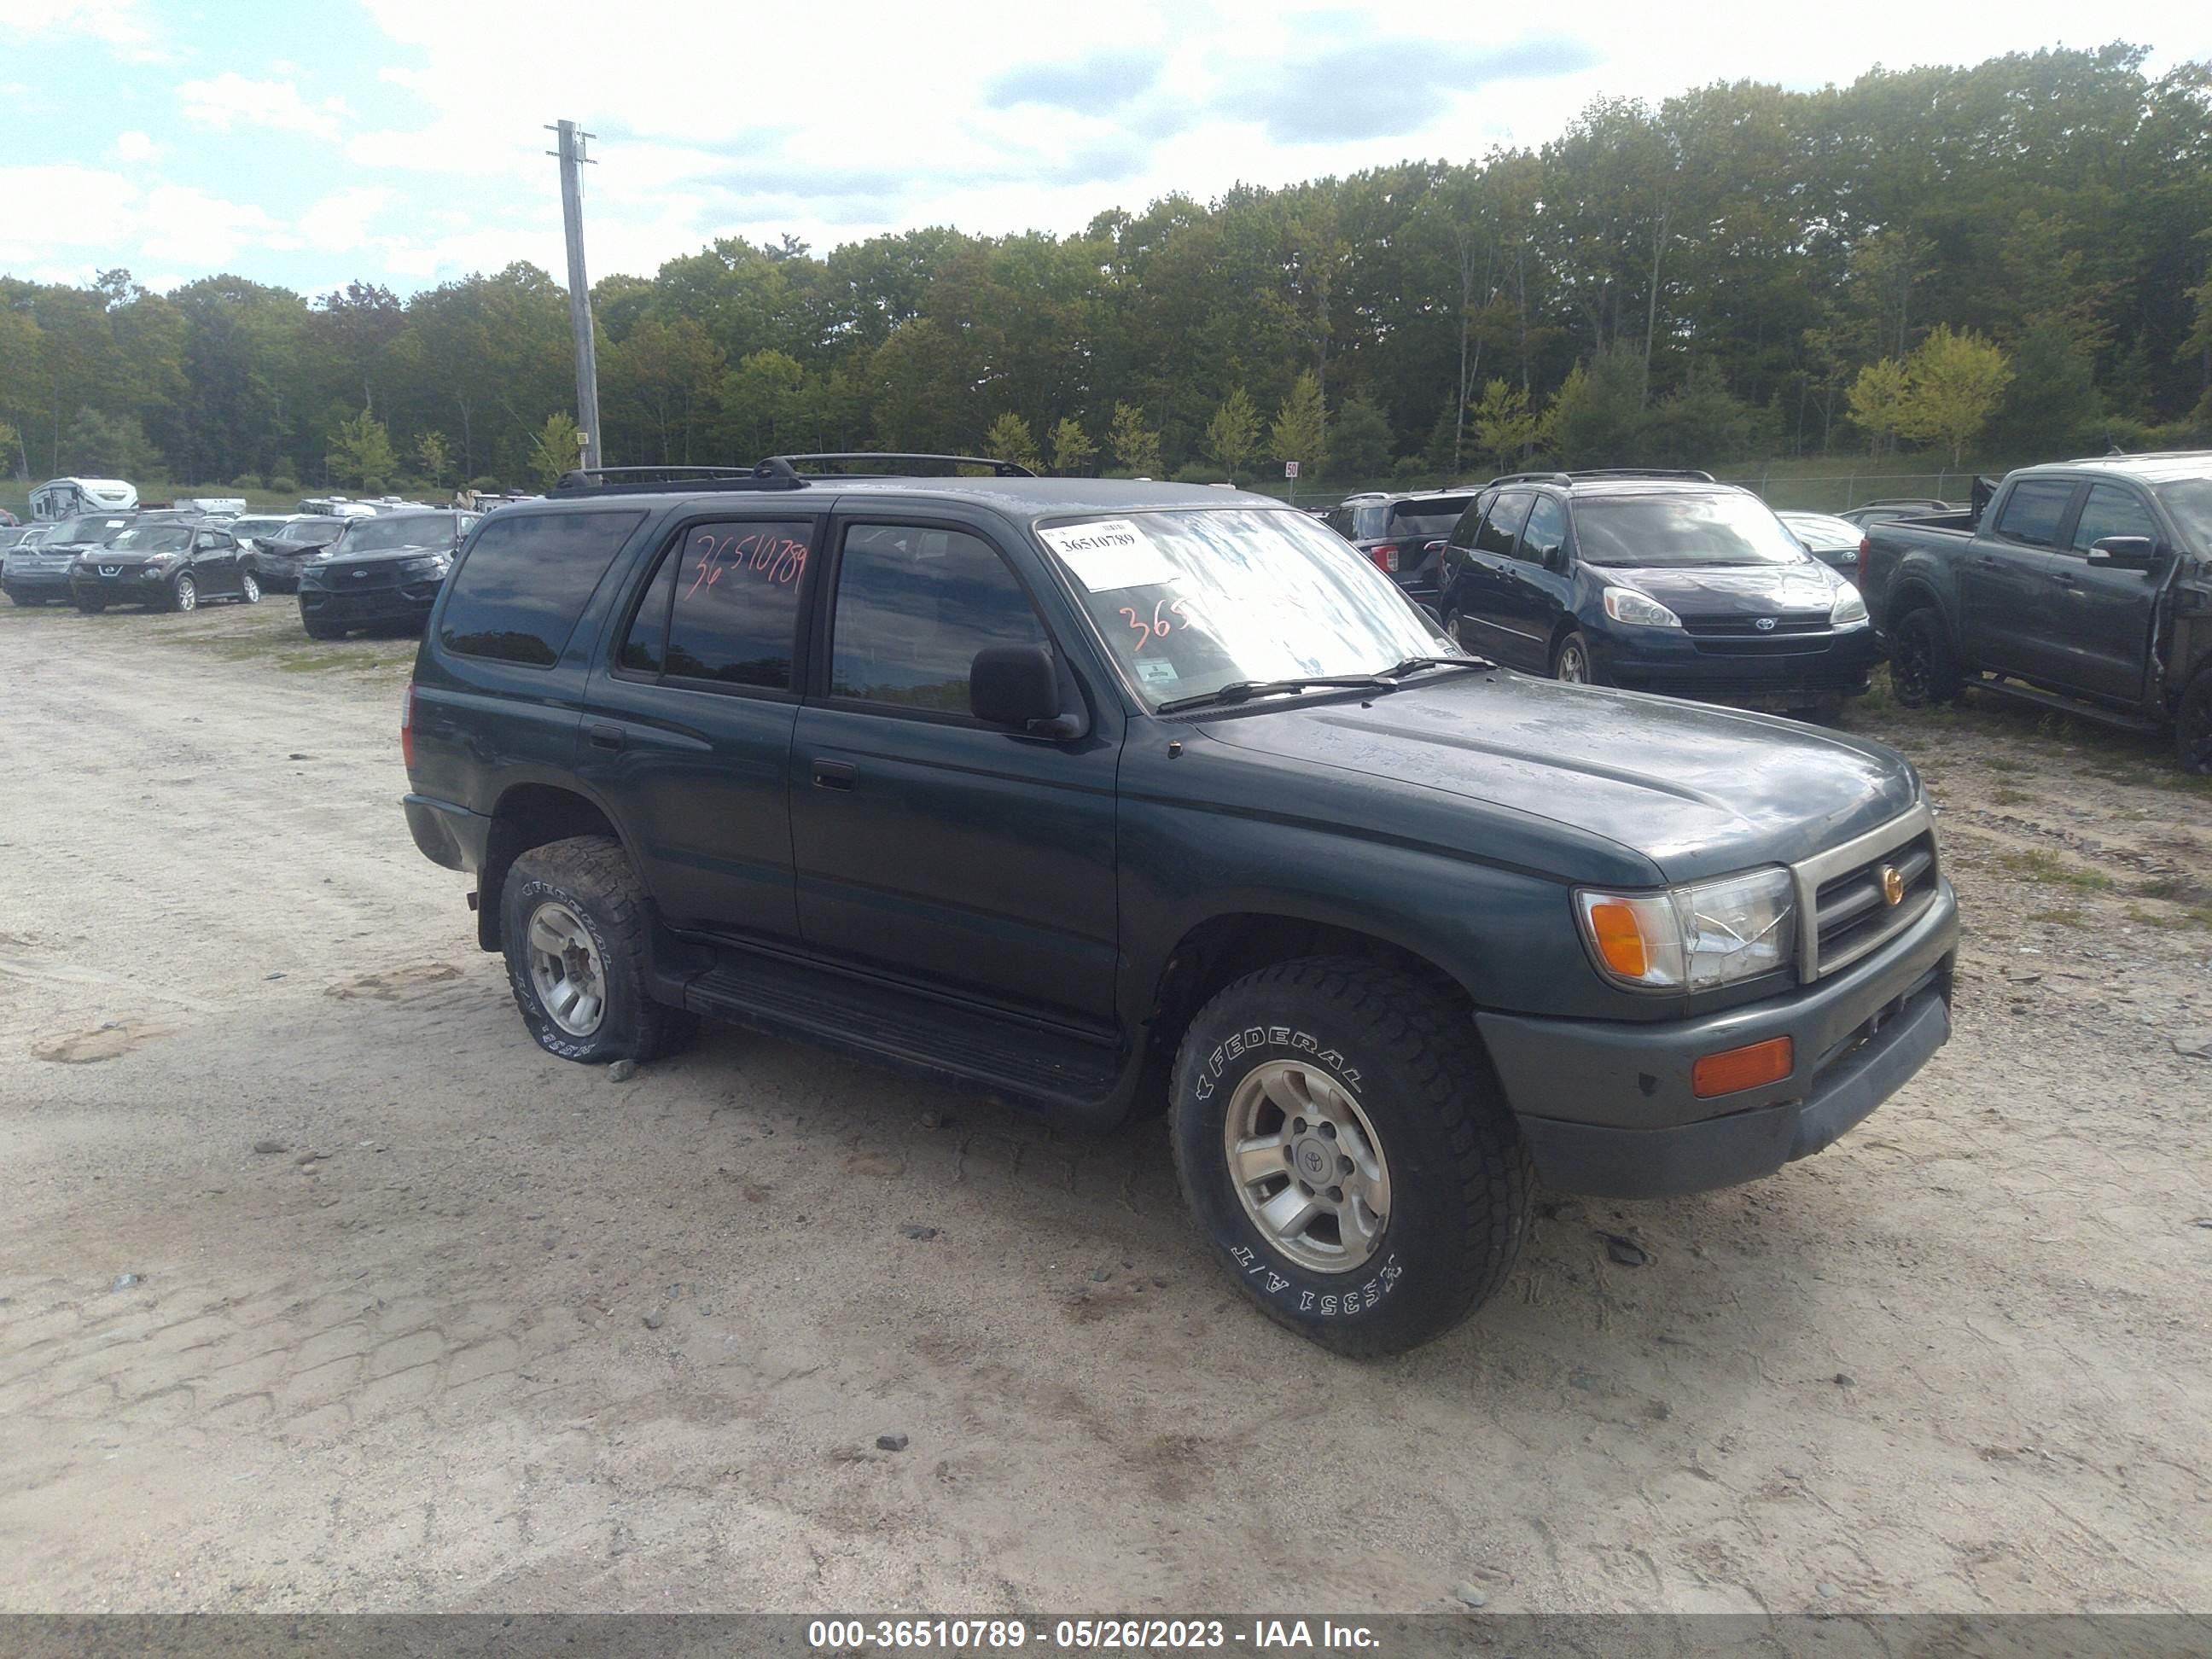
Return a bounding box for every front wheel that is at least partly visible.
[499,835,697,1064]
[300,612,344,640]
[2178,668,2212,777]
[169,574,198,614]
[239,571,262,604]
[1551,629,1598,684]
[1169,957,1533,1357]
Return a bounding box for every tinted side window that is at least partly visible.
[441,509,644,667]
[1447,494,1491,550]
[829,525,1047,713]
[1475,492,1532,557]
[616,540,679,675]
[2067,484,2158,555]
[1518,495,1567,564]
[1993,480,2075,549]
[659,520,811,689]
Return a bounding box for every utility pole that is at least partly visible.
[548,119,602,470]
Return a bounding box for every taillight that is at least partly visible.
[1368,543,1400,573]
[1855,536,1869,585]
[401,682,416,771]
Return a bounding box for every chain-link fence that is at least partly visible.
[1717,470,1979,513]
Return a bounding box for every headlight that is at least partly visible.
[1575,867,1796,991]
[143,551,177,563]
[1830,582,1869,626]
[1601,586,1682,628]
[399,554,451,578]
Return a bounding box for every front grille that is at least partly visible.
[1691,634,1835,656]
[321,564,404,591]
[1793,809,1939,982]
[1685,615,1831,637]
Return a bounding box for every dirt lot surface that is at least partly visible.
[2,597,2208,1616]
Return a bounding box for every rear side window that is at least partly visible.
[439,509,644,668]
[1474,492,1532,557]
[1993,480,2075,549]
[618,519,812,690]
[1447,494,1492,550]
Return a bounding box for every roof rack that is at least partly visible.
[1566,468,1717,482]
[770,452,1039,479]
[552,460,807,497]
[1484,471,1570,487]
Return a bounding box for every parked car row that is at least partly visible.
[1,503,477,637]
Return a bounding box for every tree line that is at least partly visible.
[3,42,2209,498]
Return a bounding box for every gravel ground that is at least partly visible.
[1,597,2208,1615]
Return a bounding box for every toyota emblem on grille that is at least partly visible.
[1879,864,1906,905]
[1754,615,1778,632]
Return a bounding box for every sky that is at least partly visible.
[2,0,2208,300]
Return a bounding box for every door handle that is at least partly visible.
[586,723,624,751]
[1975,556,2001,568]
[812,759,856,790]
[2050,571,2077,585]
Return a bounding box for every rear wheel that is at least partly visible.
[169,574,198,614]
[1551,630,1598,684]
[2178,668,2212,777]
[1169,957,1532,1357]
[1888,608,1960,707]
[499,835,696,1065]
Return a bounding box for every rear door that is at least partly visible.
[787,515,1121,1022]
[574,514,818,943]
[189,527,241,595]
[1453,492,1537,666]
[1963,478,2076,672]
[1496,493,1573,655]
[2043,481,2165,701]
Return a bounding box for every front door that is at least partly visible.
[1453,491,1538,667]
[789,517,1121,1023]
[575,514,816,943]
[2040,481,2164,701]
[191,528,241,595]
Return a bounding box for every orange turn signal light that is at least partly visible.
[1586,900,1649,979]
[1691,1035,1794,1099]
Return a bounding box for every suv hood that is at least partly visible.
[1197,670,1918,884]
[1602,561,1841,620]
[322,541,446,567]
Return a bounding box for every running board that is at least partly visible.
[1966,677,2163,733]
[678,952,1126,1116]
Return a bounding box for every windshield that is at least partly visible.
[272,519,342,547]
[1039,508,1454,709]
[1388,498,1473,538]
[2154,479,2212,548]
[1574,493,1811,568]
[107,526,193,553]
[55,515,133,544]
[341,515,449,552]
[1781,513,1862,549]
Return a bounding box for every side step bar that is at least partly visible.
[1966,676,2164,733]
[678,952,1126,1115]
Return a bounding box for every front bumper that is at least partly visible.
[1593,621,1879,704]
[3,568,76,599]
[1478,879,1958,1198]
[69,567,172,603]
[298,582,439,629]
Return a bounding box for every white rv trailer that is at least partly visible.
[30,477,139,520]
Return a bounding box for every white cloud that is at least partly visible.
[178,72,350,141]
[0,167,294,269]
[299,185,397,251]
[113,130,162,163]
[0,0,154,51]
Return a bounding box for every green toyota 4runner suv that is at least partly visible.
[401,456,1959,1355]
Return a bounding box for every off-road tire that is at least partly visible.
[499,835,696,1065]
[2178,667,2212,777]
[300,613,345,640]
[1551,629,1598,685]
[1889,608,1961,707]
[1169,956,1533,1358]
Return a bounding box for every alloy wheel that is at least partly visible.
[1222,1059,1393,1273]
[174,576,196,613]
[526,899,608,1037]
[1556,641,1590,683]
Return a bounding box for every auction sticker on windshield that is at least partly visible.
[1037,520,1180,591]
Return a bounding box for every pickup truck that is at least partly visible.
[1860,452,2212,771]
[401,455,1959,1356]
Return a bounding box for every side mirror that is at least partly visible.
[2088,536,2156,572]
[1417,602,1445,627]
[1543,545,1569,573]
[970,644,1075,736]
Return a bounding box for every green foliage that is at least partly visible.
[1269,371,1326,475]
[1104,403,1162,477]
[60,406,164,476]
[1896,325,2012,466]
[413,430,454,487]
[1049,416,1097,476]
[227,473,259,491]
[1329,395,1394,480]
[1468,379,1542,472]
[326,409,397,489]
[527,412,584,489]
[1645,361,1763,466]
[1202,387,1262,482]
[1551,352,1648,467]
[1988,320,2104,456]
[983,411,1042,473]
[1847,358,1912,458]
[268,474,299,494]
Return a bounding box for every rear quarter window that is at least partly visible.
[1992,480,2076,549]
[439,509,646,668]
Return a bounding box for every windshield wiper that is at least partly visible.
[1157,674,1400,714]
[1382,654,1494,677]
